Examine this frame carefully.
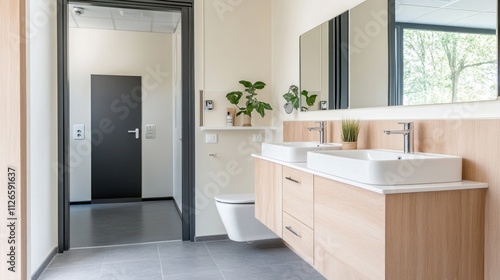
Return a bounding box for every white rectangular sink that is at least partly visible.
[262,142,342,162]
[307,149,462,185]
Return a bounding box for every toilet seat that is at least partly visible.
[214,193,255,204]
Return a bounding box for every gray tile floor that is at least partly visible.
[70,201,182,248]
[39,239,325,280]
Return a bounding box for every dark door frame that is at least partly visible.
[57,0,196,252]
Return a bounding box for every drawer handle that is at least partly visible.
[285,177,300,184]
[285,226,302,238]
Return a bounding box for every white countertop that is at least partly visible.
[252,154,488,195]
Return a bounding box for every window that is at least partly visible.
[394,24,497,106]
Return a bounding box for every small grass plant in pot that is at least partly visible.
[226,80,273,126]
[341,119,360,150]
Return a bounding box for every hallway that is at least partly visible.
[70,201,182,248]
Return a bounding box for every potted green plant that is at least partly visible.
[282,85,318,113]
[341,119,360,150]
[226,80,273,126]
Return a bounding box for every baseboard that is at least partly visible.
[173,198,182,219]
[91,198,142,204]
[142,197,173,202]
[70,201,91,205]
[195,234,229,242]
[71,197,173,205]
[31,247,57,280]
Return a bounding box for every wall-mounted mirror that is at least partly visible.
[299,0,498,111]
[300,12,349,111]
[390,0,498,106]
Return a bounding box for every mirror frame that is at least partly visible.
[388,0,500,106]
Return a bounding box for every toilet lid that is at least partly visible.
[214,193,255,204]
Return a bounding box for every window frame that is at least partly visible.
[388,0,499,106]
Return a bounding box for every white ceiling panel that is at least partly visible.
[111,9,153,22]
[76,17,114,30]
[396,5,437,22]
[68,14,77,27]
[409,8,479,25]
[114,19,152,32]
[396,0,497,29]
[152,22,177,33]
[397,0,456,8]
[446,0,496,12]
[69,4,180,34]
[69,4,111,18]
[451,12,497,29]
[154,11,181,23]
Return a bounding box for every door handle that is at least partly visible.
[128,128,140,139]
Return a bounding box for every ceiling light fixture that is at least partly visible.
[73,7,85,16]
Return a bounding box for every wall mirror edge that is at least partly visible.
[299,0,499,112]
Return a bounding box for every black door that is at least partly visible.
[91,75,142,201]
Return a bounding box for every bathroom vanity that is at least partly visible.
[253,154,488,280]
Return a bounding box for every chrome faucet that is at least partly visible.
[384,122,414,153]
[307,121,325,144]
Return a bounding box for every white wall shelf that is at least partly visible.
[200,126,278,131]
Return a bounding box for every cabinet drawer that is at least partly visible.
[283,166,314,228]
[283,212,314,265]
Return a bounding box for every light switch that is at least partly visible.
[73,124,85,140]
[253,134,263,143]
[205,133,218,144]
[145,124,156,139]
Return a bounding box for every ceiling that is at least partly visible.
[396,0,497,30]
[68,4,181,34]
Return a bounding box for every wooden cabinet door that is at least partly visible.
[314,176,386,280]
[255,159,283,237]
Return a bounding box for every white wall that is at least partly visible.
[69,28,174,201]
[194,0,272,237]
[271,0,500,134]
[27,0,58,275]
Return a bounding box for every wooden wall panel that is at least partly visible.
[283,121,330,142]
[285,119,500,279]
[0,0,27,279]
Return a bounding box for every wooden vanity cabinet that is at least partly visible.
[255,158,283,237]
[254,158,485,280]
[314,176,485,280]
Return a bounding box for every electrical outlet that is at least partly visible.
[205,133,218,144]
[253,134,263,143]
[73,124,85,140]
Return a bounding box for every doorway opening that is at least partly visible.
[57,0,195,251]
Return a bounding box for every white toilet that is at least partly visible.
[215,193,279,242]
